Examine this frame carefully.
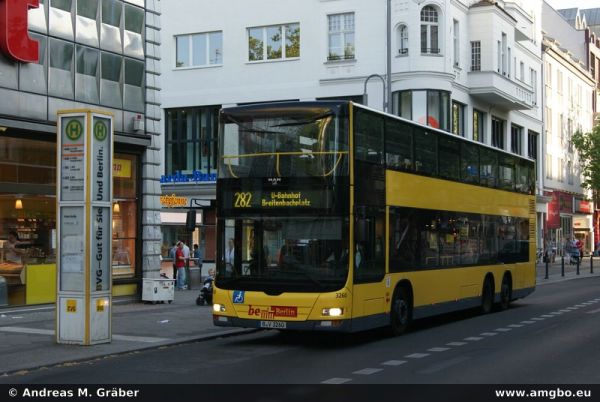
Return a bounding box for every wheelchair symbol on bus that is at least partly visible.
[233,290,245,304]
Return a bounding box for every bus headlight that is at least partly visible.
[213,304,226,313]
[322,307,343,317]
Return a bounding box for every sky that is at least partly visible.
[545,0,600,11]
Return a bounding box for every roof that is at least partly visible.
[558,8,578,23]
[580,8,600,26]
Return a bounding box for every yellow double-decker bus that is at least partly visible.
[213,101,535,335]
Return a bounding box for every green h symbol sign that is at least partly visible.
[65,120,83,141]
[94,121,108,141]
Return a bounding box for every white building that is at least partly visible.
[159,0,544,257]
[542,2,596,254]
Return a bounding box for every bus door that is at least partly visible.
[352,207,386,320]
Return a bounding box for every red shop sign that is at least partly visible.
[0,0,40,63]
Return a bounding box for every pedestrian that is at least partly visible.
[193,243,203,268]
[169,242,177,280]
[175,241,187,290]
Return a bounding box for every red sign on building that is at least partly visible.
[546,191,560,229]
[0,0,40,63]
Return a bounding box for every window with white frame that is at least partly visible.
[248,23,300,62]
[545,154,552,179]
[175,31,223,68]
[328,13,355,61]
[398,24,408,55]
[567,160,573,184]
[545,61,552,88]
[420,6,439,54]
[530,68,537,105]
[471,41,480,71]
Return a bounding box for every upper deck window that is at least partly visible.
[220,106,348,178]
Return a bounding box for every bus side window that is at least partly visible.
[414,128,437,176]
[355,110,384,164]
[385,119,413,171]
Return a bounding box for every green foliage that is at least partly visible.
[572,125,600,192]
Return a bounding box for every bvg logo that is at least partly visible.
[0,0,40,63]
[233,192,252,208]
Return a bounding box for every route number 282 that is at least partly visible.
[234,192,252,208]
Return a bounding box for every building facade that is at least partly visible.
[160,0,544,260]
[542,2,597,255]
[0,0,162,306]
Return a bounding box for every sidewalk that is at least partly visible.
[0,289,252,376]
[535,255,600,285]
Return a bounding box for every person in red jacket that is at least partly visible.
[175,241,187,290]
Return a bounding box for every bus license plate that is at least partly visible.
[260,321,286,329]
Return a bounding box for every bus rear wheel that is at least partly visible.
[498,275,512,311]
[480,277,493,314]
[390,287,411,336]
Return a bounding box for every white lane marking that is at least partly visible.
[382,360,407,366]
[0,306,54,314]
[520,321,536,324]
[508,324,523,328]
[0,326,168,343]
[541,315,554,318]
[322,378,352,384]
[353,368,383,375]
[428,347,450,352]
[446,342,467,346]
[575,305,586,308]
[586,308,600,314]
[548,312,562,315]
[531,317,545,321]
[480,332,497,336]
[559,309,571,313]
[566,307,578,310]
[464,337,483,341]
[405,353,430,359]
[494,328,511,332]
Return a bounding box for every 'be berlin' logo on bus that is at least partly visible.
[65,119,83,141]
[94,120,108,141]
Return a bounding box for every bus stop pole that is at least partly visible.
[561,255,565,277]
[545,259,549,279]
[591,254,594,274]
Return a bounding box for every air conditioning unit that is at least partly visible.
[133,114,145,132]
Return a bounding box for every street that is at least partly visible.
[2,277,599,385]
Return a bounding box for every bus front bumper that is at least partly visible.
[213,315,353,332]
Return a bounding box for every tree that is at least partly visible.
[572,125,600,192]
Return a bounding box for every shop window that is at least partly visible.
[112,153,138,279]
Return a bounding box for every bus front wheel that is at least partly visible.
[390,287,412,336]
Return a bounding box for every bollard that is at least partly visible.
[576,257,580,275]
[591,254,594,274]
[561,255,565,277]
[545,259,549,279]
